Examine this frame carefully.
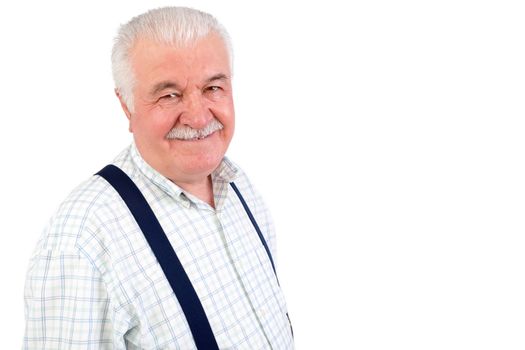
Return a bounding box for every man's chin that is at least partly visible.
[173,154,224,177]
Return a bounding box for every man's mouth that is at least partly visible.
[186,132,215,141]
[165,119,224,141]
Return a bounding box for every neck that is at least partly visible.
[175,175,215,208]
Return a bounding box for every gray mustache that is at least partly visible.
[166,119,224,140]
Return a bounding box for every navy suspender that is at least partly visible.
[96,165,219,350]
[95,164,277,349]
[229,182,277,278]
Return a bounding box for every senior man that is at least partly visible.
[23,7,293,350]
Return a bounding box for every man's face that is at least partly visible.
[122,33,235,184]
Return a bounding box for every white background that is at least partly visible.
[1,0,524,348]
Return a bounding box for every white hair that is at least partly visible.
[111,6,233,112]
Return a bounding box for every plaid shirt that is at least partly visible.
[24,143,293,349]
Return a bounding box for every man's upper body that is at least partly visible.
[24,143,293,349]
[23,7,293,349]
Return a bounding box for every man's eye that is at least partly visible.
[158,93,181,103]
[156,92,182,106]
[207,86,221,92]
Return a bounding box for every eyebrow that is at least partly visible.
[205,73,229,84]
[150,81,180,96]
[149,73,230,97]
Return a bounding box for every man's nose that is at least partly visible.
[179,92,213,129]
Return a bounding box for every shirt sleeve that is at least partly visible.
[23,249,126,350]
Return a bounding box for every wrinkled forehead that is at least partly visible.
[130,31,232,67]
[129,33,232,88]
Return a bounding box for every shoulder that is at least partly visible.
[34,174,122,253]
[35,146,134,254]
[226,158,270,214]
[225,158,276,233]
[224,158,278,254]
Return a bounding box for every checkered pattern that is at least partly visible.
[24,143,294,349]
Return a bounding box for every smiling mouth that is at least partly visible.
[166,119,224,141]
[189,135,208,141]
[182,131,216,141]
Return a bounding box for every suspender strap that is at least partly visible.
[96,165,219,350]
[230,183,290,334]
[229,182,277,278]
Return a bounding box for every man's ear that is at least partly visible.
[115,89,133,132]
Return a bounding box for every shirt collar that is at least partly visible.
[130,142,183,200]
[130,141,239,204]
[212,156,239,183]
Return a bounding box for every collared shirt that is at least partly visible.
[23,143,293,350]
